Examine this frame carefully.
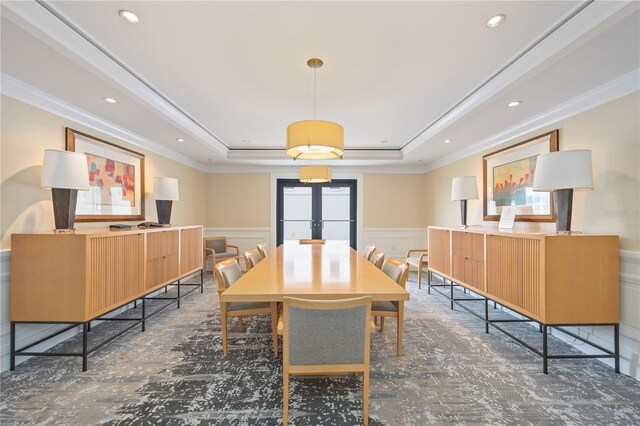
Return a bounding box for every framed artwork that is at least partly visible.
[483,130,559,222]
[66,128,145,222]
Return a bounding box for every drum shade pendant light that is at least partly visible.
[286,58,344,160]
[299,166,332,183]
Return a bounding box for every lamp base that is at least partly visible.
[459,199,468,227]
[156,200,173,225]
[51,188,78,231]
[554,188,573,233]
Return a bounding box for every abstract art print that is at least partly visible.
[483,130,558,222]
[66,128,145,221]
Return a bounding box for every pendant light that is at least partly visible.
[299,166,332,183]
[286,58,344,160]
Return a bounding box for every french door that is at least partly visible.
[276,179,357,249]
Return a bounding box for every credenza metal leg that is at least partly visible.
[542,324,548,374]
[427,270,432,294]
[177,280,181,309]
[134,299,137,308]
[200,269,204,293]
[484,299,489,334]
[142,298,146,332]
[539,323,543,333]
[494,301,497,309]
[614,324,620,373]
[87,321,92,332]
[82,322,88,372]
[450,280,454,310]
[10,322,16,371]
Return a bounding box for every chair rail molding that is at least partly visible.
[362,228,428,261]
[204,228,271,271]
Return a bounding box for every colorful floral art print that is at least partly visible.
[492,156,536,207]
[86,153,136,207]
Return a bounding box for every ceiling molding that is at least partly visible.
[2,0,229,157]
[423,69,640,173]
[226,149,403,161]
[0,73,210,173]
[206,165,427,174]
[402,0,637,157]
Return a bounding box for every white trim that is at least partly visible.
[423,69,640,172]
[227,150,403,161]
[0,74,210,173]
[206,165,426,174]
[403,1,637,157]
[363,228,428,260]
[270,172,364,252]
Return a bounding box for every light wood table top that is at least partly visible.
[220,242,410,303]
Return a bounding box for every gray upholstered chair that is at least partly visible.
[214,259,277,357]
[363,245,376,261]
[369,251,385,269]
[406,249,429,289]
[372,258,409,356]
[282,296,372,425]
[299,239,325,244]
[243,249,262,271]
[204,237,239,275]
[256,243,270,259]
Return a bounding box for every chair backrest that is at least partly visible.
[243,249,262,271]
[363,245,376,261]
[283,296,371,370]
[214,259,242,294]
[369,251,385,269]
[205,237,227,254]
[381,258,409,288]
[257,243,270,259]
[299,239,325,244]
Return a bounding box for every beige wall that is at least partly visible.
[425,93,640,251]
[205,173,271,227]
[0,96,207,249]
[364,174,426,228]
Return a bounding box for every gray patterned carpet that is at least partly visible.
[1,273,640,425]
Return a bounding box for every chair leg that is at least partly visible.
[418,268,422,289]
[238,316,244,332]
[283,372,289,425]
[271,303,278,357]
[380,317,385,332]
[397,303,404,357]
[221,310,228,357]
[373,317,378,327]
[363,369,370,426]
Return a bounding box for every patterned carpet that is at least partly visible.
[1,272,640,425]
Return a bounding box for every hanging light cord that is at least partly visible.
[313,67,317,120]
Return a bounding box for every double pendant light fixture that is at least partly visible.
[287,58,343,183]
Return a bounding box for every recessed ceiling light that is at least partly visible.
[507,101,522,107]
[444,139,452,144]
[176,138,185,142]
[119,10,140,24]
[103,97,117,103]
[242,139,250,143]
[381,140,388,144]
[486,14,506,28]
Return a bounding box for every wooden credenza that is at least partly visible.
[10,225,203,323]
[428,226,620,325]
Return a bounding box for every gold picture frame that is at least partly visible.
[66,128,145,222]
[483,130,559,222]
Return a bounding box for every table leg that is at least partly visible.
[397,301,404,357]
[271,302,278,357]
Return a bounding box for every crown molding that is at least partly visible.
[2,0,229,157]
[402,0,638,157]
[226,149,403,161]
[423,69,640,173]
[206,164,427,174]
[0,73,210,173]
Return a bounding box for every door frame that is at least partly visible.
[270,172,363,251]
[276,179,357,249]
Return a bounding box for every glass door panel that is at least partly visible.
[321,186,352,245]
[282,186,312,244]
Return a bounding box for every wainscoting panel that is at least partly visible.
[362,228,428,260]
[204,228,271,272]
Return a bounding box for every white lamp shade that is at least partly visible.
[532,150,593,191]
[41,150,90,190]
[299,166,331,183]
[451,176,479,201]
[154,177,179,200]
[286,120,344,160]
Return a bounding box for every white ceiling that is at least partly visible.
[1,1,638,172]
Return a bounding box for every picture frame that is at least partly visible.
[483,130,559,222]
[65,128,145,222]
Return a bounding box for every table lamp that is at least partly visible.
[532,150,592,233]
[451,176,479,228]
[154,177,179,224]
[41,149,90,232]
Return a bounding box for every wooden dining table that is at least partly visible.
[220,242,410,355]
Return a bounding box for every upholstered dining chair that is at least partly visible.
[203,237,239,275]
[371,259,409,356]
[363,245,376,261]
[299,239,326,244]
[243,249,262,271]
[369,251,385,269]
[214,259,278,357]
[256,243,270,259]
[406,249,429,289]
[282,296,372,426]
